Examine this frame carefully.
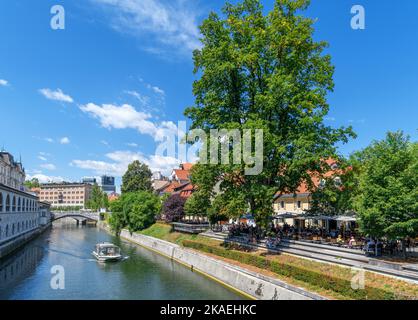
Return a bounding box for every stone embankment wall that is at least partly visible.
[99,222,325,300]
[0,223,51,259]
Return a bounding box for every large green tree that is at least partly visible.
[121,160,152,194]
[353,131,418,244]
[109,191,161,234]
[185,0,354,228]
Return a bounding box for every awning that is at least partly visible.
[272,212,300,219]
[334,216,357,222]
[293,215,334,220]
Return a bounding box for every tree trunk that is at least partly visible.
[402,239,408,260]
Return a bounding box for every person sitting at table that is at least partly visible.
[348,236,356,248]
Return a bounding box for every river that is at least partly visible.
[0,222,244,300]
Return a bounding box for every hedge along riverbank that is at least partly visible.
[182,240,407,300]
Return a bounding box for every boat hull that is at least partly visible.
[92,251,122,262]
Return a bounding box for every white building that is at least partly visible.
[0,151,51,247]
[0,184,42,244]
[0,152,25,190]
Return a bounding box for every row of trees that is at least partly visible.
[306,131,417,241]
[182,0,417,240]
[108,0,416,242]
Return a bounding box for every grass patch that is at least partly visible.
[139,222,215,246]
[182,239,418,300]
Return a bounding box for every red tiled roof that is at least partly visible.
[181,163,194,171]
[174,183,195,198]
[275,158,347,197]
[162,181,181,193]
[108,193,120,202]
[173,169,190,181]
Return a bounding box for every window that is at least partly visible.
[6,194,10,212]
[12,196,16,212]
[0,193,3,212]
[297,201,301,209]
[281,201,285,209]
[334,177,342,187]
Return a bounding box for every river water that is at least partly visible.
[0,223,244,300]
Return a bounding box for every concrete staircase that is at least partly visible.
[200,230,418,283]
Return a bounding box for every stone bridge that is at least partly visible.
[51,211,100,222]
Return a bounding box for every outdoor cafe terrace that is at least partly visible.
[213,213,418,257]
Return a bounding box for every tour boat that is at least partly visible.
[92,243,122,262]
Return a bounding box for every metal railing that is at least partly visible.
[171,222,210,234]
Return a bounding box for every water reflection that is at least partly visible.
[0,222,244,300]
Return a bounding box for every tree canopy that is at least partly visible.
[121,160,152,194]
[307,160,356,216]
[24,178,40,189]
[109,191,161,234]
[352,131,418,240]
[162,194,186,222]
[185,0,354,227]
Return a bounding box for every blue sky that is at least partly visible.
[0,0,417,190]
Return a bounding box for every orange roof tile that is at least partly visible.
[173,169,190,181]
[162,181,181,193]
[181,163,194,171]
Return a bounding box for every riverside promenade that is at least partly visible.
[201,230,418,284]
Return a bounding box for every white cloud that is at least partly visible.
[0,79,9,86]
[39,152,51,157]
[39,88,74,103]
[71,150,180,177]
[38,155,47,161]
[60,137,71,144]
[45,138,54,143]
[92,0,201,56]
[126,142,138,147]
[101,140,110,146]
[79,103,177,141]
[26,173,64,184]
[124,90,149,106]
[153,87,164,95]
[40,163,57,171]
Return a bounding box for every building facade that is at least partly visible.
[82,177,97,185]
[39,183,93,209]
[100,175,116,194]
[0,152,25,191]
[0,151,51,256]
[0,183,42,244]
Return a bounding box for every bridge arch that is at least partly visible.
[51,211,100,222]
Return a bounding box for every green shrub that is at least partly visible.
[182,240,399,300]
